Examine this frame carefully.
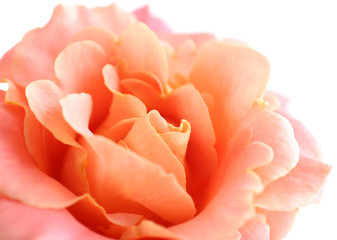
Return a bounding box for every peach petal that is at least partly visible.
[123,110,187,188]
[0,48,15,81]
[61,93,196,224]
[0,103,78,208]
[0,197,111,240]
[255,157,331,211]
[239,214,270,240]
[96,91,147,136]
[258,208,298,240]
[237,109,300,185]
[25,80,78,146]
[169,172,263,240]
[103,64,120,92]
[164,84,217,183]
[54,40,111,127]
[120,78,163,110]
[117,23,168,84]
[133,6,171,33]
[71,26,118,58]
[157,32,215,48]
[190,41,270,151]
[121,220,178,240]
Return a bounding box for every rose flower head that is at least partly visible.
[0,4,331,240]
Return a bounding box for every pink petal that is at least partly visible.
[237,108,300,185]
[0,89,5,102]
[157,32,215,48]
[258,208,298,240]
[239,214,270,240]
[116,23,168,85]
[133,6,171,32]
[0,103,78,209]
[190,41,270,152]
[0,197,111,240]
[255,157,331,211]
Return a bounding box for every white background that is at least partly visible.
[0,1,336,239]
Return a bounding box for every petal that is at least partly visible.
[0,103,77,208]
[9,4,134,87]
[133,6,171,32]
[237,108,300,185]
[103,64,120,92]
[164,84,217,185]
[54,40,111,128]
[123,110,187,188]
[190,41,270,150]
[0,89,5,102]
[121,220,177,240]
[61,93,196,224]
[169,137,272,240]
[239,214,270,240]
[117,23,168,85]
[157,32,215,48]
[71,26,118,58]
[258,208,298,240]
[25,80,77,146]
[255,157,331,211]
[0,197,111,240]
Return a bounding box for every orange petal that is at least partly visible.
[103,64,120,92]
[0,103,77,209]
[117,23,168,85]
[0,197,111,240]
[258,208,298,240]
[121,220,177,240]
[54,40,111,128]
[255,157,331,211]
[239,214,270,240]
[0,89,5,102]
[95,91,147,136]
[190,41,270,150]
[164,84,217,186]
[123,110,187,188]
[237,108,300,185]
[61,93,196,224]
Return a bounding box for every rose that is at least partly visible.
[0,4,331,240]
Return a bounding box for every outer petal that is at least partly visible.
[239,214,270,240]
[5,4,134,88]
[133,6,171,32]
[255,157,331,211]
[190,41,270,150]
[0,197,111,240]
[157,32,215,48]
[116,23,168,85]
[258,208,298,240]
[0,103,77,208]
[237,108,300,185]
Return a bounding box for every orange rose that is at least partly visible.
[0,4,331,240]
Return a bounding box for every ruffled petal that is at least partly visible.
[237,108,300,185]
[255,157,331,211]
[0,197,111,240]
[116,23,168,85]
[123,110,188,188]
[133,6,171,32]
[61,93,196,224]
[0,103,78,208]
[121,220,177,240]
[258,208,298,240]
[190,41,270,150]
[54,40,111,127]
[169,135,273,240]
[239,214,270,240]
[157,32,215,48]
